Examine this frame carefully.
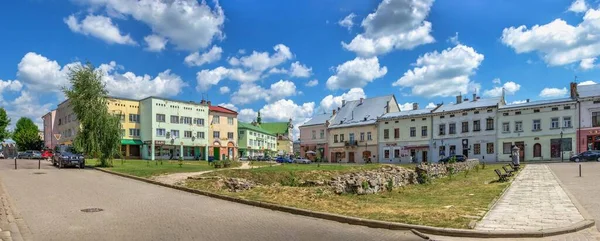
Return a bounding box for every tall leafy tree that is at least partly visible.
[13,117,42,151]
[64,63,121,167]
[0,107,10,141]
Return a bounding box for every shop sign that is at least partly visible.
[385,143,397,146]
[155,140,165,145]
[589,130,600,135]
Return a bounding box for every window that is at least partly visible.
[422,118,426,121]
[552,107,558,111]
[394,128,399,139]
[561,116,571,128]
[385,122,389,124]
[170,115,179,124]
[503,113,509,116]
[184,131,192,138]
[312,130,316,139]
[349,133,355,142]
[384,150,390,158]
[450,145,456,155]
[194,118,205,126]
[394,149,400,158]
[449,123,456,134]
[367,132,372,141]
[334,135,338,143]
[461,122,469,133]
[473,120,481,131]
[384,129,390,139]
[515,121,523,132]
[156,114,165,122]
[440,115,445,119]
[410,127,416,137]
[502,122,510,133]
[360,132,364,141]
[593,112,600,127]
[421,126,427,137]
[533,143,541,157]
[474,144,481,155]
[119,114,125,122]
[228,132,234,139]
[439,124,446,135]
[534,109,540,113]
[487,109,493,113]
[213,131,220,138]
[320,130,325,139]
[439,146,446,156]
[340,134,345,142]
[515,111,521,115]
[156,128,166,136]
[129,128,140,137]
[170,130,179,138]
[503,142,512,154]
[533,119,541,131]
[182,117,192,125]
[213,115,220,124]
[551,117,559,129]
[474,111,479,114]
[564,106,571,110]
[486,118,494,130]
[197,132,205,139]
[396,121,399,123]
[487,143,494,154]
[562,138,573,151]
[462,112,467,116]
[450,114,455,117]
[129,114,140,123]
[227,117,234,125]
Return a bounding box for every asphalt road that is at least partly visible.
[0,159,423,241]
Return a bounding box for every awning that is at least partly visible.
[121,139,144,145]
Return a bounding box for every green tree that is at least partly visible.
[13,117,42,151]
[0,107,10,141]
[64,63,121,167]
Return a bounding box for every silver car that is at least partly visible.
[293,158,311,164]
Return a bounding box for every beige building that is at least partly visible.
[208,102,238,160]
[328,95,399,163]
[55,99,79,146]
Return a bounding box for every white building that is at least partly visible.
[576,83,600,153]
[432,94,504,162]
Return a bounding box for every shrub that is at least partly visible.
[416,168,430,184]
[361,180,369,190]
[449,156,457,164]
[474,164,480,172]
[280,171,300,187]
[386,179,394,192]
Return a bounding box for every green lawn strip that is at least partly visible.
[88,159,215,178]
[186,163,511,229]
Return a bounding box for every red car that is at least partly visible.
[41,150,53,159]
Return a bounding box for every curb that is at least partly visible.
[93,167,595,238]
[0,178,33,241]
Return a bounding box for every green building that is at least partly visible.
[238,122,277,158]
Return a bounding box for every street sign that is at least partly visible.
[53,134,61,140]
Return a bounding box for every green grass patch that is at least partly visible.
[89,159,215,178]
[185,163,512,229]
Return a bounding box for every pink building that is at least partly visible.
[299,112,333,162]
[42,110,58,149]
[576,83,600,152]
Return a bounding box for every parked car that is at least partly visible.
[239,157,248,161]
[0,152,4,159]
[293,158,311,164]
[52,146,85,169]
[41,150,53,159]
[18,150,42,159]
[276,156,293,163]
[570,151,600,162]
[439,155,467,163]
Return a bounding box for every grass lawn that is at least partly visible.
[88,159,216,178]
[185,163,512,229]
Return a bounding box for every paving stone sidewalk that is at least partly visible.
[476,164,585,231]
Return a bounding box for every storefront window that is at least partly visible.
[593,112,600,127]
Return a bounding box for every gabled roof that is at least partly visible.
[238,122,274,135]
[499,97,574,110]
[329,95,395,129]
[380,108,433,120]
[260,122,290,134]
[578,83,600,98]
[300,113,332,127]
[434,97,502,113]
[209,106,237,115]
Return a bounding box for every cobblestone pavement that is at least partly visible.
[427,227,600,241]
[476,164,585,231]
[0,159,423,241]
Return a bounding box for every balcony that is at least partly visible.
[345,140,358,147]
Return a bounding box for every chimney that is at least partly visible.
[412,103,418,110]
[207,101,211,106]
[526,99,530,103]
[473,93,477,101]
[342,100,346,107]
[200,100,206,104]
[332,109,336,115]
[360,98,364,104]
[456,95,462,104]
[570,82,578,99]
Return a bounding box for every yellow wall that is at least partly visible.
[209,111,238,146]
[107,98,141,140]
[55,100,79,145]
[277,139,293,154]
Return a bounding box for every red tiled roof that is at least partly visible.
[209,106,238,115]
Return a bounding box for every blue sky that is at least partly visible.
[1,0,599,134]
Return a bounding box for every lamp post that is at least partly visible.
[560,131,564,162]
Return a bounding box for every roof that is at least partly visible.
[139,96,209,106]
[209,106,238,115]
[260,122,290,134]
[578,83,600,98]
[499,97,574,110]
[300,113,332,127]
[329,95,395,129]
[380,108,433,120]
[434,97,502,113]
[238,122,274,135]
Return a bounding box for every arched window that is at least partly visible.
[533,143,542,157]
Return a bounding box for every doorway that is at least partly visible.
[462,149,468,157]
[515,141,525,160]
[422,151,428,163]
[348,152,355,163]
[213,147,220,160]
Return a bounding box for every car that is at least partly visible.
[52,146,85,169]
[41,150,53,160]
[17,150,42,159]
[276,156,293,163]
[570,151,600,162]
[0,152,4,159]
[239,157,248,161]
[439,155,467,163]
[293,158,311,164]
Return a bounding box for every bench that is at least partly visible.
[495,169,509,182]
[509,162,520,171]
[502,166,514,176]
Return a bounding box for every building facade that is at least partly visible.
[208,103,238,160]
[576,83,600,152]
[378,104,434,163]
[238,122,277,157]
[42,110,58,149]
[140,97,209,160]
[55,99,79,146]
[108,97,143,158]
[328,96,399,163]
[432,95,503,162]
[298,113,332,161]
[260,118,294,156]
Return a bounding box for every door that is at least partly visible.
[348,152,355,163]
[213,147,220,160]
[515,142,525,161]
[422,151,428,163]
[462,149,468,158]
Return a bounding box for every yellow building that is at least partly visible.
[208,103,238,160]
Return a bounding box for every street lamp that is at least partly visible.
[560,131,564,162]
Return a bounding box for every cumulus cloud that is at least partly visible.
[338,13,356,31]
[580,57,596,69]
[568,0,588,13]
[426,102,437,108]
[5,91,53,129]
[219,86,230,94]
[217,103,238,111]
[64,14,136,45]
[393,44,484,97]
[398,102,416,111]
[228,44,293,72]
[447,32,460,45]
[539,87,568,97]
[185,46,223,67]
[238,108,257,122]
[342,0,435,57]
[305,79,318,87]
[579,80,597,85]
[483,80,521,97]
[230,80,297,105]
[17,52,76,93]
[289,61,312,77]
[143,34,168,52]
[326,57,387,90]
[195,67,261,91]
[509,100,528,105]
[260,99,315,139]
[319,88,366,111]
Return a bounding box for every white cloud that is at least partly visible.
[195,67,261,91]
[483,81,521,97]
[342,0,435,57]
[228,44,293,72]
[580,57,596,69]
[217,103,238,111]
[579,80,597,85]
[268,67,288,75]
[17,52,76,93]
[6,91,53,129]
[238,108,257,122]
[393,44,484,97]
[80,0,225,51]
[305,79,318,87]
[64,14,136,45]
[0,80,23,93]
[238,49,246,54]
[447,32,460,45]
[99,62,187,99]
[326,57,387,90]
[539,87,568,97]
[260,99,315,139]
[144,34,168,52]
[219,86,230,94]
[289,61,312,77]
[184,46,223,67]
[492,78,501,85]
[509,100,528,105]
[502,9,600,66]
[569,0,588,13]
[398,102,416,111]
[338,13,356,30]
[426,102,437,108]
[230,80,297,105]
[319,88,366,111]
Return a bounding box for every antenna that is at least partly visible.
[574,75,578,83]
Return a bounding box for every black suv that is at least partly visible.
[439,154,467,163]
[570,151,600,162]
[52,146,85,169]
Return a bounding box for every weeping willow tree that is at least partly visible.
[64,63,121,167]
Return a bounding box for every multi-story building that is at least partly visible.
[378,103,436,163]
[432,94,504,162]
[238,122,278,157]
[259,113,294,156]
[299,112,333,161]
[497,97,577,162]
[55,99,79,146]
[208,103,238,160]
[576,83,600,152]
[328,95,399,163]
[139,97,209,160]
[108,97,143,158]
[42,110,58,149]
